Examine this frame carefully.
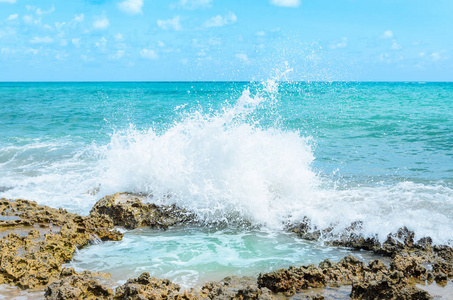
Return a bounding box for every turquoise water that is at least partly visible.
[66,226,382,288]
[1,82,451,184]
[1,81,453,285]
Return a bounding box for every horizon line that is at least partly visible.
[1,80,452,83]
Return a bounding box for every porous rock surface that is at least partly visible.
[45,268,113,300]
[0,198,122,289]
[258,254,438,299]
[90,193,196,230]
[2,194,453,299]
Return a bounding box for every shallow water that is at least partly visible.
[66,226,384,289]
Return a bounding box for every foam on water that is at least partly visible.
[97,82,317,228]
[66,226,383,289]
[1,80,452,245]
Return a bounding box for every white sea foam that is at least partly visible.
[1,80,452,245]
[98,81,318,228]
[94,81,453,245]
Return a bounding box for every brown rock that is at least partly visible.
[90,193,195,230]
[45,269,113,300]
[350,277,432,300]
[0,198,123,289]
[114,272,188,300]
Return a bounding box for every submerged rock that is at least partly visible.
[90,193,196,230]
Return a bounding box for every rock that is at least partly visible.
[201,276,274,300]
[258,263,327,295]
[380,227,415,256]
[350,277,432,300]
[0,198,123,288]
[90,193,195,230]
[2,195,453,300]
[114,272,191,300]
[258,252,444,299]
[390,253,428,280]
[44,269,113,300]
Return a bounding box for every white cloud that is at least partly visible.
[381,30,393,39]
[55,51,68,61]
[391,39,402,50]
[73,14,84,23]
[204,12,237,28]
[114,33,124,42]
[431,52,441,61]
[95,37,107,48]
[330,37,347,49]
[236,53,249,64]
[26,48,39,55]
[379,53,391,63]
[0,27,16,39]
[55,22,66,31]
[23,15,41,25]
[109,50,125,60]
[140,48,159,59]
[157,40,165,47]
[117,0,143,15]
[270,0,301,7]
[208,37,221,46]
[72,38,81,48]
[36,5,55,15]
[93,16,110,30]
[30,36,54,44]
[174,0,212,10]
[0,0,16,3]
[157,16,181,31]
[256,31,265,36]
[1,47,15,55]
[6,14,18,21]
[81,54,94,62]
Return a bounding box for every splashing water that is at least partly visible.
[98,80,317,228]
[1,81,452,245]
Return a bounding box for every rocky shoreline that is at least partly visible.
[1,193,452,299]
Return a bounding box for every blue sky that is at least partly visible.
[0,0,452,81]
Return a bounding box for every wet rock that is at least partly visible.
[45,269,113,300]
[114,272,192,300]
[390,253,428,280]
[258,263,327,295]
[350,277,432,300]
[257,255,369,295]
[380,227,415,256]
[201,276,274,300]
[258,253,444,299]
[289,217,453,269]
[0,198,123,289]
[433,245,453,262]
[90,193,195,230]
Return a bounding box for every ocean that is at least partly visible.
[1,81,452,287]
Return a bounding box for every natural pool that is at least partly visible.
[66,226,384,289]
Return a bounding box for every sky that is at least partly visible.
[0,0,452,81]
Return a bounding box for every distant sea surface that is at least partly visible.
[1,81,452,286]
